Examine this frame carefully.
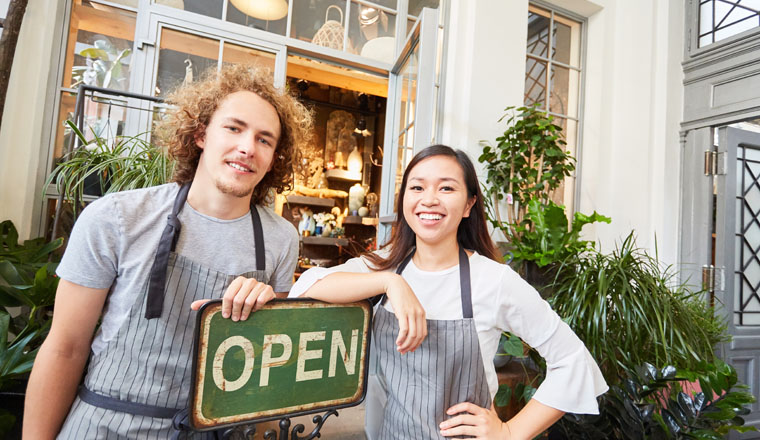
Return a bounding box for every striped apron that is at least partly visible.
[373,247,491,440]
[58,183,267,439]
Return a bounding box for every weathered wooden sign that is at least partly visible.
[190,299,372,431]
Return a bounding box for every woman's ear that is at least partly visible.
[463,196,476,218]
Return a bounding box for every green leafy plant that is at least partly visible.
[555,362,756,439]
[511,199,610,268]
[45,120,174,212]
[494,333,538,409]
[478,104,575,231]
[551,233,729,382]
[0,220,63,435]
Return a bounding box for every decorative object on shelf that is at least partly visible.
[366,192,379,217]
[358,206,369,217]
[292,184,347,199]
[293,142,323,188]
[312,5,346,51]
[330,226,345,238]
[348,183,366,215]
[353,116,372,137]
[325,110,356,169]
[230,0,288,20]
[347,146,363,175]
[297,208,315,236]
[183,59,193,85]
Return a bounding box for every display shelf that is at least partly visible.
[286,195,335,207]
[325,169,361,182]
[300,236,349,246]
[342,215,377,226]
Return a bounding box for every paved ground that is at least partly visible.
[252,402,367,439]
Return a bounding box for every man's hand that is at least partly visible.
[191,276,275,321]
[383,273,427,354]
[439,402,511,439]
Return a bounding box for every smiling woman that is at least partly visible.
[289,144,608,440]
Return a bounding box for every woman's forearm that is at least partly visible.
[299,271,399,303]
[506,399,564,439]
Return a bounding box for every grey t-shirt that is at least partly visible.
[57,183,299,354]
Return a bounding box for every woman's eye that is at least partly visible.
[440,186,454,192]
[409,185,423,191]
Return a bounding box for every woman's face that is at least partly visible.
[402,155,476,247]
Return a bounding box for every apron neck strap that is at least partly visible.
[145,182,265,319]
[392,246,473,319]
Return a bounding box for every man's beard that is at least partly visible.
[215,178,255,198]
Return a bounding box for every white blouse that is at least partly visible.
[289,251,608,414]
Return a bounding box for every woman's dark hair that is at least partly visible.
[364,144,500,270]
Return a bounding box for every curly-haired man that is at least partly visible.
[25,64,313,439]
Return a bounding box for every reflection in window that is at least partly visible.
[156,0,223,20]
[350,1,398,63]
[699,0,760,47]
[155,28,219,97]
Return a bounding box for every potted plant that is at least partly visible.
[0,220,62,437]
[46,120,174,214]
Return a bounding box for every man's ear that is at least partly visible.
[194,126,206,149]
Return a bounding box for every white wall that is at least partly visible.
[440,0,685,265]
[0,0,64,239]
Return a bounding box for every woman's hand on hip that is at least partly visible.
[383,273,427,354]
[440,402,511,439]
[191,276,275,321]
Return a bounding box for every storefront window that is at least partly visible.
[524,4,582,208]
[699,0,760,48]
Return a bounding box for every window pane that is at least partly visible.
[524,57,547,109]
[221,42,277,72]
[226,0,288,36]
[93,0,138,8]
[351,1,397,62]
[291,0,347,51]
[155,28,220,97]
[527,11,550,59]
[698,0,760,48]
[408,0,439,17]
[550,65,580,118]
[699,1,714,35]
[157,0,223,19]
[64,2,136,90]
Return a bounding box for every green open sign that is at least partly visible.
[190,299,372,431]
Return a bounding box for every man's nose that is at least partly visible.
[238,133,257,157]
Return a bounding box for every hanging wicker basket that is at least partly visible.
[312,5,345,51]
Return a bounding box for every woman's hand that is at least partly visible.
[191,276,275,321]
[440,402,511,439]
[383,273,427,354]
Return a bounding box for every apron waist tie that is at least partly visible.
[78,387,195,439]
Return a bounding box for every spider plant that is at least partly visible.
[45,120,174,213]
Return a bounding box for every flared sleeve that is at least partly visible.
[497,266,608,414]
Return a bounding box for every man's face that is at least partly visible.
[194,90,282,198]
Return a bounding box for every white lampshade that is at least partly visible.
[230,0,288,20]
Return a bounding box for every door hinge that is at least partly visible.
[702,265,724,293]
[704,151,726,176]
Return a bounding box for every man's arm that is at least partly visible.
[24,279,108,439]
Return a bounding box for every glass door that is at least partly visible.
[377,7,439,244]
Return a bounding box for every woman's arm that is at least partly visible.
[440,399,564,439]
[298,271,428,354]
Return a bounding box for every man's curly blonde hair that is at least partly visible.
[157,64,312,205]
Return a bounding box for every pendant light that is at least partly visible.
[230,0,288,21]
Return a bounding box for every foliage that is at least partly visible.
[45,120,174,213]
[0,220,62,435]
[510,199,610,268]
[554,362,756,439]
[478,104,575,230]
[494,333,538,408]
[71,39,131,90]
[551,232,729,383]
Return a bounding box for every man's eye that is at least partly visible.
[259,137,273,147]
[226,126,240,133]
